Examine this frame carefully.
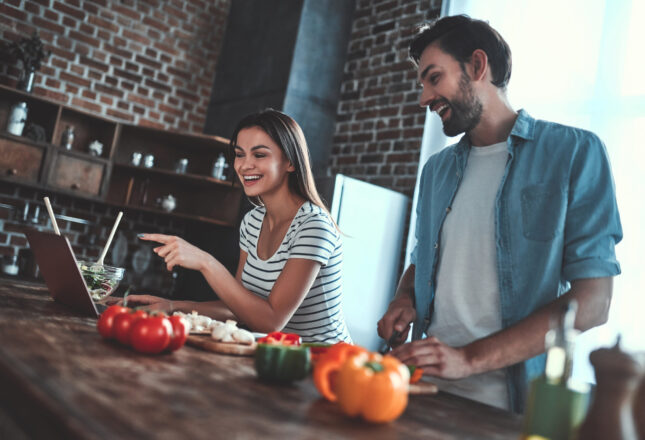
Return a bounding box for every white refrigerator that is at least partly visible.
[317,174,410,350]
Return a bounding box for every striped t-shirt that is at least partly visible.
[239,201,351,343]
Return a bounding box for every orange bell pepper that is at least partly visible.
[313,342,366,402]
[335,352,410,423]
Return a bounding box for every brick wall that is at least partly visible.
[330,0,442,198]
[0,0,230,133]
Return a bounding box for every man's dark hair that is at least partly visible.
[409,14,512,89]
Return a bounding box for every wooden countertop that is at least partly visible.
[0,279,523,439]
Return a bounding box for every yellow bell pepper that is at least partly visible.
[335,351,410,423]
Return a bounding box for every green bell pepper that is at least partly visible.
[254,343,311,383]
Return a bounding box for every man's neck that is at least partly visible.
[468,95,518,147]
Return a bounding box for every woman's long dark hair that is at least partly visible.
[229,108,330,216]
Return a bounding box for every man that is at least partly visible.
[377,15,622,413]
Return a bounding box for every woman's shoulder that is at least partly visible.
[293,202,336,233]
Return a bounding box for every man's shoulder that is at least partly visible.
[531,116,604,147]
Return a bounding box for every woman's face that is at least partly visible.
[233,126,294,199]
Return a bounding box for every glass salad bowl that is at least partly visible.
[77,261,125,302]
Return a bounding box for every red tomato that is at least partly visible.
[97,305,130,339]
[167,315,189,352]
[113,310,148,346]
[130,316,173,354]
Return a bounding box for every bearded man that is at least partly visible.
[377,15,622,413]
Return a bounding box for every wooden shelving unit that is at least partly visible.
[0,84,242,227]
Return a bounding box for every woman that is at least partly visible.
[126,109,351,343]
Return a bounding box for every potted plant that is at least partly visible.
[3,32,50,93]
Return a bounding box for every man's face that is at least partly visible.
[417,43,483,137]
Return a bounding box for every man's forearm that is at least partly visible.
[463,277,613,375]
[393,264,416,304]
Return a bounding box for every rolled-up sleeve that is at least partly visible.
[562,134,622,281]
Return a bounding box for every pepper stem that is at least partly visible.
[364,361,384,373]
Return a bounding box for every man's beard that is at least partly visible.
[441,72,483,137]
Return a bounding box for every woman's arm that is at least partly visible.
[140,233,323,332]
[200,256,322,333]
[117,295,238,322]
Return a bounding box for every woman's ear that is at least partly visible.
[286,162,296,173]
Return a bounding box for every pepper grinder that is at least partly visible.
[577,337,642,440]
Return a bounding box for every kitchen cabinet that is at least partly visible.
[0,84,242,227]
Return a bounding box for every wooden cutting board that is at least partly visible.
[409,381,439,395]
[186,335,256,356]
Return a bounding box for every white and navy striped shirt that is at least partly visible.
[239,201,351,344]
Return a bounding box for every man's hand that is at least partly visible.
[390,336,474,380]
[377,296,416,347]
[139,233,212,272]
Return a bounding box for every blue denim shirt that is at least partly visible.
[410,110,622,412]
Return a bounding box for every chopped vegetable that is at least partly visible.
[407,365,423,384]
[257,332,301,346]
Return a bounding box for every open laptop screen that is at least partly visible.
[24,228,100,317]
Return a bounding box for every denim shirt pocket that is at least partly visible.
[520,183,566,241]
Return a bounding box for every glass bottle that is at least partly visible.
[7,102,28,136]
[61,125,74,150]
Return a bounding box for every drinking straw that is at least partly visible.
[97,211,123,266]
[43,197,61,235]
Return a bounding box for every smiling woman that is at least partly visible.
[127,109,352,344]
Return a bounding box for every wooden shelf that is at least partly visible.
[112,163,234,187]
[0,131,51,150]
[117,203,236,227]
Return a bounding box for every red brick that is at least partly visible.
[88,15,119,32]
[0,4,27,21]
[54,1,85,20]
[106,108,134,121]
[142,16,170,32]
[127,93,155,108]
[94,84,123,98]
[71,97,102,113]
[62,16,76,28]
[69,30,100,47]
[45,77,61,88]
[80,55,109,72]
[32,16,66,34]
[60,71,91,88]
[113,4,141,20]
[122,29,150,45]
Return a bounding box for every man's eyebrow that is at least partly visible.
[418,63,436,83]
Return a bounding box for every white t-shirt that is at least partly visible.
[427,141,510,410]
[239,201,351,343]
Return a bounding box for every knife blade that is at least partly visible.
[378,329,401,354]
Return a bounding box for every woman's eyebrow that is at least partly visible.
[250,145,271,151]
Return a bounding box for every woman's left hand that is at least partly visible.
[139,233,212,272]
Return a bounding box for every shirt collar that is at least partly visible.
[509,109,535,141]
[453,108,535,157]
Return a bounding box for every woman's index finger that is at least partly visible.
[138,233,170,244]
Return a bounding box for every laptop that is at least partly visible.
[24,227,105,317]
